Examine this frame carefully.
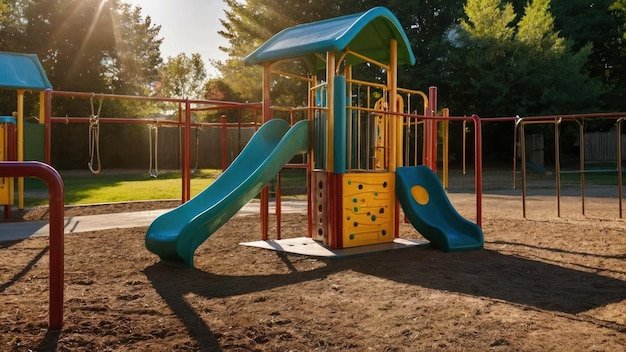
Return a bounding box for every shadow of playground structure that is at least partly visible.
[144,246,626,350]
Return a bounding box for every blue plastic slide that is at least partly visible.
[146,119,310,267]
[396,165,483,252]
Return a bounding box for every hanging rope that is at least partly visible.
[191,126,202,174]
[88,94,103,174]
[148,122,159,178]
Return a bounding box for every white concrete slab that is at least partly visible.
[240,237,430,258]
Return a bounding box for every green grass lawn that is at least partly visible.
[20,168,308,207]
[17,165,620,208]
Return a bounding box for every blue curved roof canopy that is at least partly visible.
[244,7,415,70]
[0,51,52,90]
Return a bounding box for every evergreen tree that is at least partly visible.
[447,0,601,117]
[606,0,626,109]
[216,0,386,104]
[446,0,517,115]
[102,2,163,96]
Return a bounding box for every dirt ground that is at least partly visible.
[1,172,625,351]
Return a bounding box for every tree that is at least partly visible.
[388,0,464,97]
[216,0,388,103]
[446,0,601,117]
[102,2,164,96]
[605,0,626,109]
[0,1,163,104]
[462,0,516,41]
[0,0,168,169]
[158,53,207,100]
[512,0,601,115]
[203,78,240,101]
[445,0,517,115]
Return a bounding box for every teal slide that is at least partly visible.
[146,119,310,268]
[396,165,483,252]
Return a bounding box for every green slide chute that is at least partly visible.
[396,165,483,252]
[146,119,310,268]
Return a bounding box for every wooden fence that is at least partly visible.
[156,126,256,170]
[584,129,626,162]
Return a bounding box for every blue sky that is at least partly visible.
[125,0,230,77]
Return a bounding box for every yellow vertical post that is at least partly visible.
[309,74,316,169]
[39,91,45,124]
[326,51,335,172]
[389,39,399,171]
[17,90,25,209]
[262,63,272,123]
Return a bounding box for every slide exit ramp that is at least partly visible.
[396,165,483,252]
[146,119,310,267]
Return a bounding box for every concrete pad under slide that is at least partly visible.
[240,237,430,258]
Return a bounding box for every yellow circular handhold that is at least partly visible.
[410,185,429,205]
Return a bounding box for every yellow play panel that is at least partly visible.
[240,237,429,258]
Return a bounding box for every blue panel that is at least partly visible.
[0,116,16,124]
[333,76,347,173]
[244,7,415,68]
[0,52,52,90]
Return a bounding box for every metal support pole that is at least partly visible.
[0,161,64,329]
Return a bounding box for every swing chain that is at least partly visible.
[88,93,103,175]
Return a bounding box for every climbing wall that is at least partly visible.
[341,172,395,247]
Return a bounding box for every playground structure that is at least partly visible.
[145,7,485,268]
[2,6,626,329]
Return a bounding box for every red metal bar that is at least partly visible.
[2,122,17,219]
[429,87,438,172]
[49,117,181,125]
[276,172,281,240]
[0,161,64,329]
[51,89,187,104]
[183,100,191,202]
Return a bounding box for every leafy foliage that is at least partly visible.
[1,0,625,168]
[446,0,602,117]
[158,53,207,99]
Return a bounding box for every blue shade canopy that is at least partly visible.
[244,7,415,69]
[0,51,52,90]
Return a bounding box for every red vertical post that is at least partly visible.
[221,114,227,172]
[5,122,17,218]
[423,98,432,168]
[429,86,438,172]
[0,162,64,329]
[275,172,281,240]
[182,100,191,202]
